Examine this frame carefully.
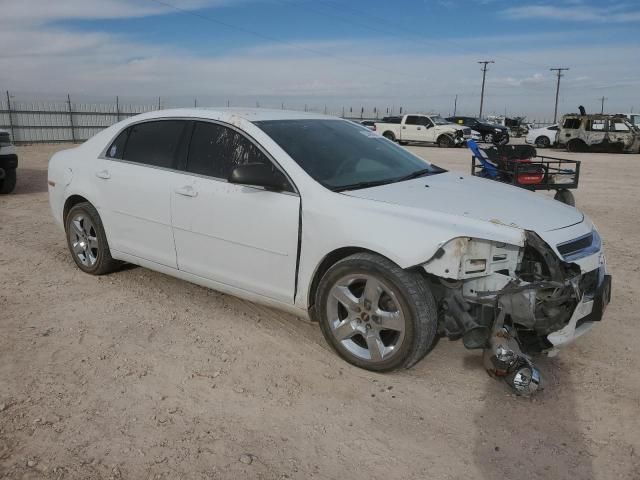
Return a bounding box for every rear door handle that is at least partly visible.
[96,170,111,179]
[175,185,198,197]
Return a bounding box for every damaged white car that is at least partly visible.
[48,109,611,395]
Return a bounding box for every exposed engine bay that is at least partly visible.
[423,231,611,395]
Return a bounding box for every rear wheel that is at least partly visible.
[65,202,120,275]
[382,131,396,142]
[0,168,17,194]
[567,139,587,153]
[316,253,438,372]
[535,136,550,148]
[554,189,575,206]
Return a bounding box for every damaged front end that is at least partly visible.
[422,232,611,395]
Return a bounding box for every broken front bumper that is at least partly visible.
[547,268,612,347]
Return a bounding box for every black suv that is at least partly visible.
[446,116,509,145]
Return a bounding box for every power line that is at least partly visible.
[550,67,569,123]
[315,0,550,70]
[147,0,418,83]
[478,61,494,119]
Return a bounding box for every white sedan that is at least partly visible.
[526,124,559,148]
[48,109,611,394]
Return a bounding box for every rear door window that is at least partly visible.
[610,119,630,132]
[122,120,186,169]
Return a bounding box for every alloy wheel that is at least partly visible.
[326,274,406,363]
[68,213,99,267]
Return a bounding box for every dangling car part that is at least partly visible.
[423,231,611,395]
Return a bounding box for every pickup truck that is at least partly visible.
[0,129,18,194]
[374,114,471,147]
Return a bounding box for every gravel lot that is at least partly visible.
[1,141,639,479]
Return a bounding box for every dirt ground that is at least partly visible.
[1,140,639,480]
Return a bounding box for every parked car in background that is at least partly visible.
[360,120,376,130]
[0,129,18,194]
[557,113,640,153]
[48,108,611,395]
[447,116,509,144]
[374,114,470,147]
[526,124,559,148]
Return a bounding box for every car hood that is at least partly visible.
[343,172,583,233]
[481,123,507,131]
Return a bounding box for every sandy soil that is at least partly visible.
[1,140,639,479]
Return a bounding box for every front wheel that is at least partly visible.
[535,136,550,148]
[567,139,587,153]
[483,133,494,143]
[382,131,396,142]
[65,202,120,275]
[554,189,575,206]
[0,168,17,194]
[315,253,438,372]
[437,135,454,148]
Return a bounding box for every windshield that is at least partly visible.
[255,119,444,191]
[431,116,451,125]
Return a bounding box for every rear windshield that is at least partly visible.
[255,119,443,191]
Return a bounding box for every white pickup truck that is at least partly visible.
[374,114,471,147]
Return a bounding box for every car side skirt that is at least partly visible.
[112,249,311,320]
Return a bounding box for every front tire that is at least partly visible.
[0,168,17,194]
[567,139,587,153]
[483,133,494,143]
[437,135,454,148]
[535,136,550,148]
[315,253,438,372]
[554,189,575,206]
[382,131,396,142]
[65,202,120,275]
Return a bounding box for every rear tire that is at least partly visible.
[315,252,438,372]
[535,136,550,148]
[382,131,396,142]
[554,189,575,206]
[0,168,17,194]
[65,202,120,275]
[437,135,454,148]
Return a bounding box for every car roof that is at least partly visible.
[126,107,337,123]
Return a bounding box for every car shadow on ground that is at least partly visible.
[470,354,594,479]
[13,168,48,195]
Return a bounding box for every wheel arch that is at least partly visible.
[63,194,92,223]
[382,130,396,141]
[307,246,401,319]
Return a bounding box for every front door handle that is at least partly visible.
[175,185,198,197]
[417,127,422,130]
[96,170,111,179]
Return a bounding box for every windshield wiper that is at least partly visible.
[393,168,435,182]
[332,179,396,192]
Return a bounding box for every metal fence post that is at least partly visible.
[116,96,120,122]
[67,94,76,142]
[5,91,14,141]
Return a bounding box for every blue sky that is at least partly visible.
[1,0,639,119]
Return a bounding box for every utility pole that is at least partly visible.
[453,94,458,116]
[550,67,569,123]
[599,96,607,114]
[478,61,494,119]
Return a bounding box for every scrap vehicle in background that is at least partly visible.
[487,115,529,138]
[447,116,509,145]
[0,129,18,194]
[558,111,640,153]
[360,120,376,130]
[374,114,470,147]
[526,124,559,148]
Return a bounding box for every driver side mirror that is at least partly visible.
[228,163,289,191]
